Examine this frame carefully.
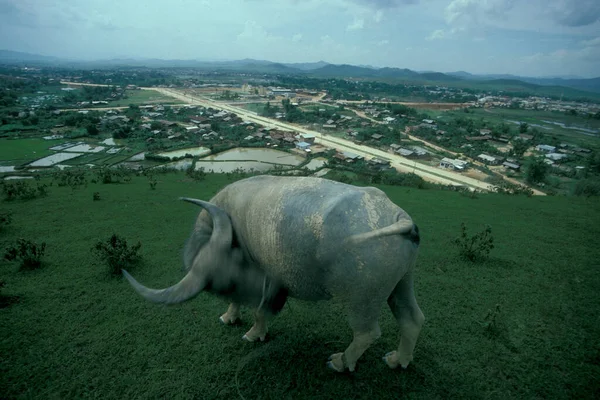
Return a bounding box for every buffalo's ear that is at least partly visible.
[182,227,213,273]
[180,198,233,251]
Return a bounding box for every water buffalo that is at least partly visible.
[123,175,424,372]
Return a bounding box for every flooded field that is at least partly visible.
[204,147,304,165]
[127,152,146,162]
[63,144,106,153]
[304,157,327,170]
[29,152,82,167]
[195,161,275,173]
[194,147,305,173]
[158,147,211,160]
[158,159,194,171]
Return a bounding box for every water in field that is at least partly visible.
[0,166,16,173]
[194,160,275,173]
[101,138,116,146]
[304,157,327,170]
[202,147,304,165]
[4,176,34,180]
[127,152,146,161]
[541,120,599,136]
[158,147,211,159]
[63,144,106,153]
[29,152,82,167]
[157,159,194,171]
[194,147,304,173]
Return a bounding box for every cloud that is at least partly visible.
[373,10,384,23]
[377,39,389,46]
[426,29,446,40]
[581,37,600,47]
[548,0,600,27]
[237,20,275,42]
[347,0,420,8]
[347,17,365,30]
[292,33,303,42]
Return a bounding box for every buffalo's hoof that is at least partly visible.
[219,314,240,325]
[242,333,266,342]
[326,353,346,372]
[382,351,409,370]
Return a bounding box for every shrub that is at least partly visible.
[93,192,101,201]
[4,238,47,270]
[94,166,132,184]
[0,210,12,230]
[92,234,142,276]
[491,180,534,197]
[1,181,49,201]
[185,166,206,182]
[483,304,505,338]
[573,178,600,197]
[148,176,157,190]
[453,222,494,262]
[53,168,88,190]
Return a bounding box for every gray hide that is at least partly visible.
[123,175,425,372]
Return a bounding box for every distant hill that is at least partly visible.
[282,61,330,71]
[447,71,600,94]
[1,49,599,97]
[0,50,61,63]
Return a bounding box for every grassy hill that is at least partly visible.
[1,173,599,399]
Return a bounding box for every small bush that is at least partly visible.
[92,234,142,276]
[148,176,157,190]
[4,238,47,270]
[573,178,600,197]
[1,181,49,201]
[185,166,206,182]
[0,210,12,230]
[482,304,506,339]
[53,168,88,190]
[454,222,494,262]
[93,192,101,201]
[94,166,132,184]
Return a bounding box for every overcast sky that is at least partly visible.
[1,0,599,77]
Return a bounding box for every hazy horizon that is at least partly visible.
[1,0,599,78]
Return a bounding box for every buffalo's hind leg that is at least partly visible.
[383,271,425,369]
[220,302,241,325]
[242,308,268,342]
[327,306,382,372]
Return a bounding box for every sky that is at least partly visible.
[0,0,599,78]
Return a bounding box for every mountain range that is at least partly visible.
[1,50,599,95]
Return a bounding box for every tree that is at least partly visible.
[511,139,529,158]
[519,122,528,133]
[525,157,549,184]
[86,123,99,135]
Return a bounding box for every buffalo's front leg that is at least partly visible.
[220,303,241,325]
[242,309,268,342]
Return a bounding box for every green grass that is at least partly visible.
[106,90,179,107]
[0,138,67,165]
[433,108,600,149]
[1,174,599,399]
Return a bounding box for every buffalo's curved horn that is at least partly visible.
[122,268,206,304]
[122,198,233,304]
[179,197,233,250]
